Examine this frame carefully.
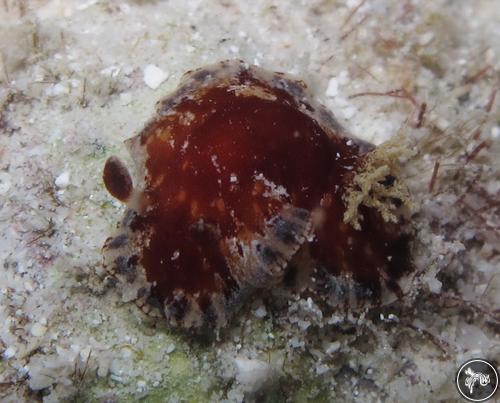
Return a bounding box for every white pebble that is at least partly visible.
[491,126,499,139]
[0,172,11,194]
[2,347,16,359]
[100,65,121,77]
[387,313,399,322]
[326,77,339,97]
[435,117,450,131]
[325,341,341,354]
[342,106,357,120]
[235,357,273,392]
[338,70,350,85]
[49,83,69,96]
[290,336,305,348]
[327,314,342,324]
[253,305,267,318]
[143,64,169,90]
[426,276,442,294]
[97,359,111,377]
[31,323,47,337]
[54,171,70,188]
[315,364,330,375]
[419,32,435,46]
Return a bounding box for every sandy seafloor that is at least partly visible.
[0,0,499,402]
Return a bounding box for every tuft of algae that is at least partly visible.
[343,133,414,230]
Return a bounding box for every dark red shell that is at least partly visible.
[102,60,412,329]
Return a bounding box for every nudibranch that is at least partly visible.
[102,60,412,330]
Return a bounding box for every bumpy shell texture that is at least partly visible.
[102,60,412,330]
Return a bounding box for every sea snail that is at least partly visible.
[102,60,412,330]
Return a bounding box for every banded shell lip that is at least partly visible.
[102,59,414,332]
[102,206,316,331]
[310,245,417,311]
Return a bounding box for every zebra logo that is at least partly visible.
[456,359,498,402]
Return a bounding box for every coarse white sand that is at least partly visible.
[0,1,499,402]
